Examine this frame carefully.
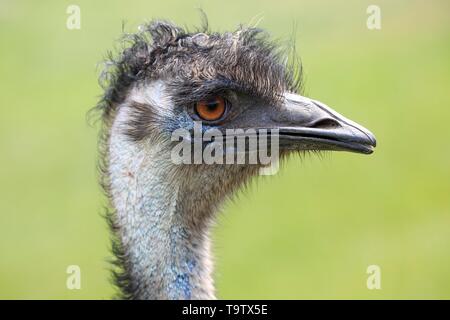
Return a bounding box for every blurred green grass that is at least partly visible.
[0,0,449,299]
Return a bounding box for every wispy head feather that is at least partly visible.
[95,18,303,121]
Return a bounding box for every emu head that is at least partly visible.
[99,21,376,220]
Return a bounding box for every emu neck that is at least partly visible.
[108,106,215,299]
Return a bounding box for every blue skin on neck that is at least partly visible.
[167,225,197,299]
[155,112,212,298]
[167,259,197,299]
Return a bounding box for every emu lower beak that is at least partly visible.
[275,93,376,154]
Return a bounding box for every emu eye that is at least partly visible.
[195,96,226,121]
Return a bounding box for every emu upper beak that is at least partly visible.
[274,93,376,154]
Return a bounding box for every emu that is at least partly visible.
[95,20,376,300]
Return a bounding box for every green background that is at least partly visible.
[1,0,449,299]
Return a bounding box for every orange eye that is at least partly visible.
[195,96,226,121]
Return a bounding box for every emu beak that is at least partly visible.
[274,93,376,154]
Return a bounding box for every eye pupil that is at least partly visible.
[207,102,218,110]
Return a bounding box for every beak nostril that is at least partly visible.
[310,118,341,129]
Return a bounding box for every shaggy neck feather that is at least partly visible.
[108,106,215,299]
